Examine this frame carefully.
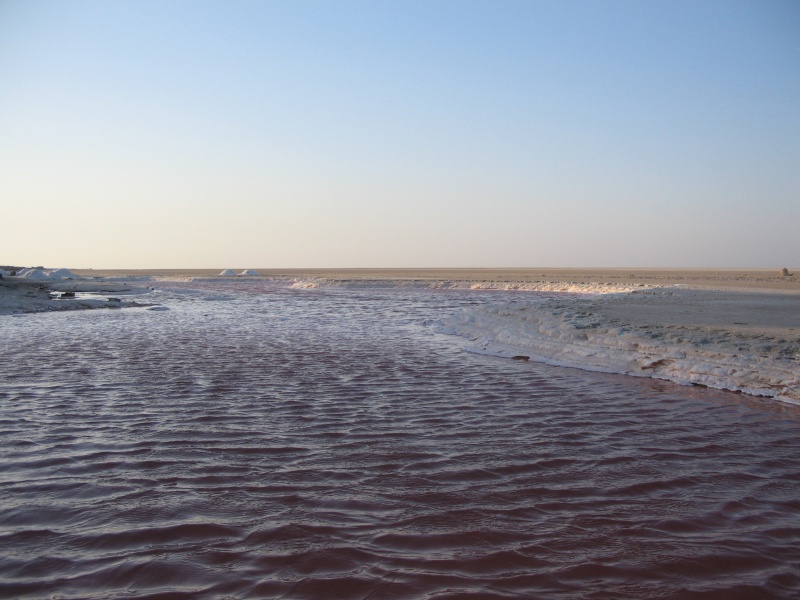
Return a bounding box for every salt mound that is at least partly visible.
[238,269,260,276]
[48,268,76,279]
[219,269,236,276]
[22,268,50,280]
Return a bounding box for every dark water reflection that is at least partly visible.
[1,283,799,599]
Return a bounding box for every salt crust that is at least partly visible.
[442,289,800,403]
[287,278,650,293]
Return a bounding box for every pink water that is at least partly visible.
[1,283,799,598]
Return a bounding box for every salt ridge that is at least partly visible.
[287,278,650,293]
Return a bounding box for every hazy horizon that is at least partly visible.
[6,264,800,275]
[2,1,798,269]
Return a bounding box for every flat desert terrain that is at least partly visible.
[70,268,800,292]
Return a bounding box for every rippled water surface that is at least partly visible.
[2,281,800,599]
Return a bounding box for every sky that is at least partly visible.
[1,0,798,269]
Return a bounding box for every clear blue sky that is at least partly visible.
[1,0,798,268]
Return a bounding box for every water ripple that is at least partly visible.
[1,284,800,598]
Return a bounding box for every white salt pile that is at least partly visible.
[219,269,237,276]
[47,268,76,279]
[21,269,50,280]
[239,269,260,276]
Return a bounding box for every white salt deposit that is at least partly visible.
[287,278,648,293]
[219,269,236,276]
[21,269,50,280]
[442,291,800,404]
[239,269,260,276]
[290,279,320,289]
[47,268,76,279]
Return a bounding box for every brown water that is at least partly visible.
[1,283,799,598]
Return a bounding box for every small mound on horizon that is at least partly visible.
[48,268,76,279]
[21,268,50,280]
[238,269,260,276]
[219,269,236,276]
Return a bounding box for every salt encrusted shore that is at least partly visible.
[0,277,144,315]
[443,286,800,403]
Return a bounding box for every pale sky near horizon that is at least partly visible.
[1,0,798,269]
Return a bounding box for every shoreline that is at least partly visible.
[3,268,798,403]
[443,286,800,403]
[69,268,800,292]
[0,277,146,315]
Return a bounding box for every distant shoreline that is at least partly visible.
[69,268,800,292]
